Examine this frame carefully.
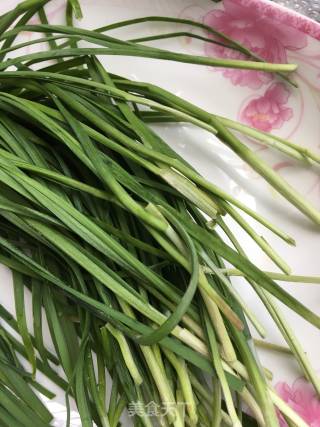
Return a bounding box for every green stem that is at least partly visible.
[219,204,291,274]
[106,324,143,385]
[253,339,292,355]
[255,289,320,395]
[129,31,232,49]
[204,311,241,427]
[211,376,222,427]
[211,116,320,226]
[0,42,296,73]
[216,115,320,164]
[269,388,309,427]
[163,349,198,426]
[221,268,320,284]
[201,249,266,338]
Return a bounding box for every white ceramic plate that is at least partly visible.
[1,1,320,425]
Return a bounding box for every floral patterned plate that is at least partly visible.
[1,0,320,425]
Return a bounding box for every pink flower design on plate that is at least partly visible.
[276,378,320,427]
[203,0,307,89]
[240,83,293,131]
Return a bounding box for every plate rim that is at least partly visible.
[232,0,320,41]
